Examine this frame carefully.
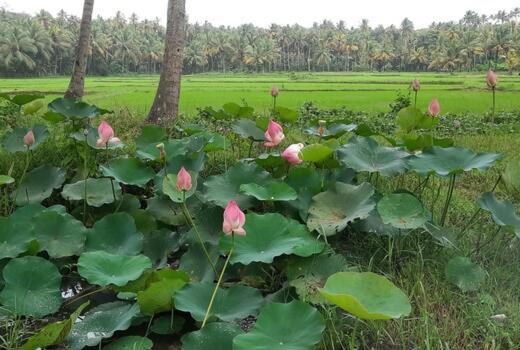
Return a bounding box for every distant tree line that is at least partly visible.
[1,7,519,77]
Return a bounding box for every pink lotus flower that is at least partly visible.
[264,120,285,148]
[410,79,420,92]
[428,99,441,117]
[23,130,35,148]
[96,121,116,147]
[223,200,246,236]
[271,86,280,98]
[176,167,192,192]
[282,143,304,165]
[486,70,498,88]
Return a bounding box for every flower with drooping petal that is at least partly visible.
[282,143,304,165]
[96,121,115,147]
[428,99,441,117]
[176,167,192,192]
[264,120,285,148]
[23,129,35,148]
[486,70,498,88]
[223,200,246,236]
[271,86,279,98]
[410,79,421,92]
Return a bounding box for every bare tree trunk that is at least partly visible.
[65,0,94,99]
[147,0,186,125]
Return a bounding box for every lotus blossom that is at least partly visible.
[271,86,279,98]
[410,79,420,92]
[264,120,285,148]
[428,99,441,117]
[223,200,246,236]
[176,167,192,192]
[96,121,119,147]
[23,130,35,148]
[486,70,498,88]
[156,143,166,161]
[282,143,304,165]
[318,120,326,137]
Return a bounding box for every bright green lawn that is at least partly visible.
[1,72,519,115]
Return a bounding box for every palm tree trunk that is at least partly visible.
[147,0,186,125]
[64,0,94,99]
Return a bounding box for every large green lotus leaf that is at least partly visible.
[284,253,349,280]
[307,182,375,236]
[240,181,297,202]
[377,193,428,229]
[423,222,458,249]
[48,98,110,120]
[478,192,520,238]
[15,165,65,206]
[407,147,501,176]
[150,314,185,335]
[163,172,198,203]
[143,228,180,266]
[78,251,152,287]
[136,269,189,315]
[0,217,34,259]
[232,119,265,141]
[86,213,143,255]
[274,106,298,123]
[305,123,357,140]
[501,160,520,200]
[33,211,87,258]
[320,272,411,320]
[338,137,409,176]
[233,301,325,350]
[0,256,62,318]
[101,158,155,187]
[445,256,486,292]
[179,243,221,282]
[164,152,206,175]
[400,133,454,152]
[146,196,185,226]
[223,103,254,118]
[300,144,333,163]
[284,167,322,220]
[255,153,285,169]
[135,125,166,149]
[396,107,438,132]
[20,302,89,350]
[175,282,263,322]
[62,178,122,207]
[0,93,43,106]
[2,125,49,153]
[102,336,153,350]
[220,213,321,265]
[182,322,244,350]
[67,302,140,350]
[0,175,14,186]
[204,162,271,209]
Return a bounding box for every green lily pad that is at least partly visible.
[179,243,221,282]
[0,256,62,318]
[0,175,14,186]
[33,211,87,258]
[255,153,285,169]
[240,182,297,201]
[479,192,520,238]
[338,137,409,176]
[305,123,357,139]
[78,251,152,287]
[220,213,322,265]
[232,119,265,141]
[20,302,89,350]
[275,106,298,123]
[150,315,185,335]
[501,160,520,200]
[143,228,180,266]
[182,322,244,350]
[204,162,271,209]
[377,193,428,229]
[353,206,401,237]
[223,103,255,118]
[102,336,153,350]
[307,182,375,236]
[0,216,34,259]
[48,98,110,120]
[136,269,189,315]
[146,196,185,226]
[15,165,65,206]
[101,158,155,187]
[62,178,122,207]
[66,302,140,350]
[300,144,333,163]
[445,256,486,292]
[320,272,411,320]
[163,171,198,203]
[86,213,143,255]
[1,93,43,107]
[407,147,501,176]
[175,282,263,322]
[285,253,349,280]
[396,107,438,132]
[233,301,325,350]
[135,125,166,149]
[284,167,323,220]
[2,125,49,153]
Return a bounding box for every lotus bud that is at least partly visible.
[176,167,192,192]
[156,143,166,161]
[23,130,35,148]
[428,99,441,117]
[96,121,115,147]
[486,70,498,88]
[410,79,420,92]
[223,200,246,236]
[271,86,279,98]
[264,120,285,148]
[282,143,304,165]
[318,120,327,137]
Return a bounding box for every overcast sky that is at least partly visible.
[1,0,518,28]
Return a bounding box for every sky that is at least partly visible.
[1,0,518,28]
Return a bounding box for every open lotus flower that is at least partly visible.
[410,79,420,92]
[271,86,280,98]
[176,167,192,192]
[428,99,441,117]
[96,121,119,147]
[282,143,304,165]
[264,120,285,148]
[23,129,35,148]
[486,70,498,88]
[223,200,246,236]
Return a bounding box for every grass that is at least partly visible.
[1,72,520,115]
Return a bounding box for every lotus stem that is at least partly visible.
[11,151,32,213]
[414,91,418,108]
[83,140,89,223]
[440,174,456,226]
[491,87,496,123]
